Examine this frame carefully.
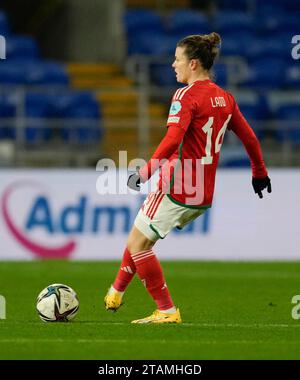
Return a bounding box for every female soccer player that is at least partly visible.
[104,32,271,324]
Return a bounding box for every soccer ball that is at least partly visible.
[36,283,79,322]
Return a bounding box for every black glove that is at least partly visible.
[252,176,272,199]
[127,173,141,191]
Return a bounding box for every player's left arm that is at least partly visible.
[228,103,272,199]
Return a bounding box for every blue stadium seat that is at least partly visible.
[246,38,289,62]
[24,61,69,86]
[235,92,270,139]
[50,92,99,116]
[6,35,39,60]
[128,32,174,56]
[61,108,103,144]
[0,11,10,35]
[0,94,16,117]
[238,59,287,90]
[25,93,52,143]
[215,0,250,11]
[124,9,164,39]
[255,13,299,37]
[220,34,254,57]
[285,65,300,88]
[255,1,285,14]
[213,63,228,87]
[214,11,255,36]
[24,92,102,144]
[167,10,210,37]
[274,104,300,143]
[0,61,27,85]
[54,92,102,144]
[255,0,300,13]
[150,63,177,86]
[255,0,300,14]
[0,93,17,139]
[0,60,69,86]
[222,157,250,168]
[237,95,269,120]
[152,63,226,89]
[279,0,300,11]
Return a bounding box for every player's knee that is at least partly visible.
[127,228,154,254]
[127,239,154,254]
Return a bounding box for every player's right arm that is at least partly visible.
[127,124,184,191]
[127,88,194,191]
[228,96,271,198]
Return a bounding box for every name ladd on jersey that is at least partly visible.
[169,100,182,115]
[210,96,226,107]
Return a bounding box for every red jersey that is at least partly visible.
[140,79,267,208]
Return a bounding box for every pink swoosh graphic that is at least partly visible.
[1,183,76,259]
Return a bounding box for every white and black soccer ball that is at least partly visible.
[36,283,79,322]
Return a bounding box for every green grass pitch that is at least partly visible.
[1,260,300,359]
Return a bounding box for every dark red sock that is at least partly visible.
[131,249,174,310]
[112,247,136,292]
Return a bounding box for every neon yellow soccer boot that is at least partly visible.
[131,308,182,324]
[104,287,123,311]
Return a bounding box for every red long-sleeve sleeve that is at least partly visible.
[139,126,185,182]
[229,103,268,178]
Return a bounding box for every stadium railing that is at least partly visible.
[0,83,300,168]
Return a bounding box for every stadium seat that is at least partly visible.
[167,10,210,37]
[246,38,289,62]
[220,34,254,57]
[255,0,298,16]
[55,92,102,144]
[255,13,300,37]
[61,109,103,144]
[5,35,39,60]
[124,9,164,39]
[236,94,269,120]
[237,59,287,90]
[24,61,70,86]
[0,61,69,86]
[0,93,17,139]
[25,93,52,143]
[255,0,300,13]
[274,104,300,143]
[50,92,99,116]
[255,1,285,14]
[127,32,174,56]
[150,63,177,86]
[279,0,300,11]
[0,94,16,117]
[222,157,250,168]
[213,63,228,87]
[23,91,102,144]
[214,11,255,36]
[235,92,270,139]
[215,0,250,11]
[0,11,10,35]
[285,65,300,89]
[152,62,227,88]
[0,62,27,85]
